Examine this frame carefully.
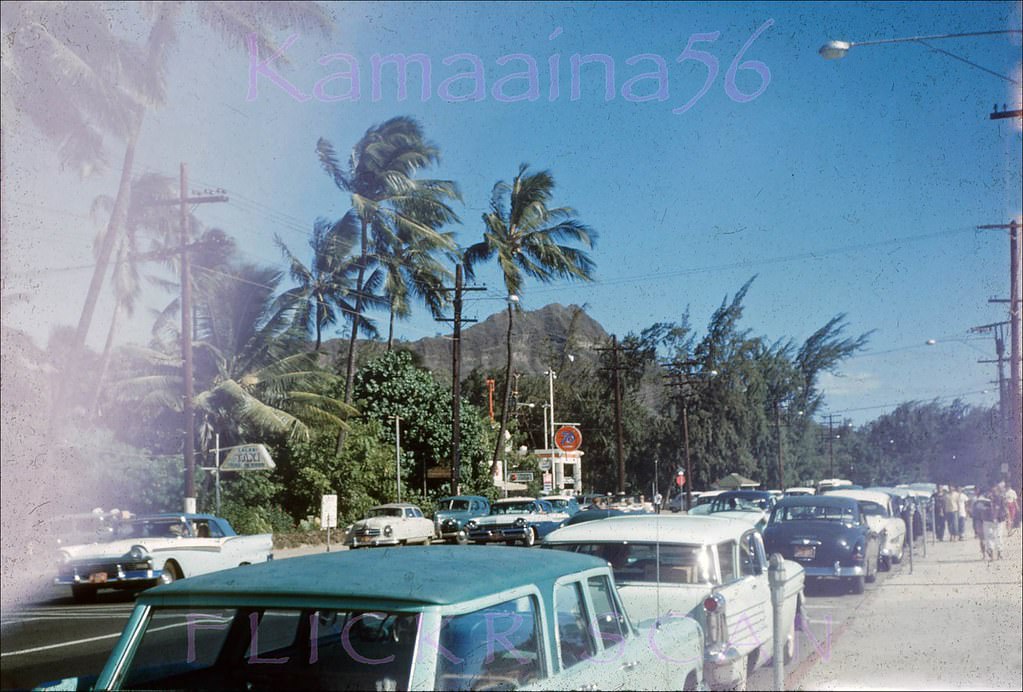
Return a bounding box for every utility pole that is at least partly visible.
[485,378,496,422]
[664,360,716,511]
[394,415,402,503]
[774,400,785,490]
[597,335,627,493]
[436,266,485,493]
[978,218,1023,491]
[819,413,841,479]
[147,165,227,512]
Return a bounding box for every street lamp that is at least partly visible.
[819,30,1023,85]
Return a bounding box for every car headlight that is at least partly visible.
[383,525,393,537]
[514,517,527,528]
[465,520,478,530]
[127,545,149,562]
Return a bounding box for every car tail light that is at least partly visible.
[704,597,718,612]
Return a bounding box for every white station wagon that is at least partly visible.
[826,488,906,569]
[543,514,805,691]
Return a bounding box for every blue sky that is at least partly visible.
[4,1,1021,424]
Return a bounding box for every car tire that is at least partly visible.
[892,539,905,564]
[784,603,801,664]
[866,552,877,583]
[454,531,469,545]
[522,528,537,547]
[849,575,865,594]
[71,585,98,603]
[159,562,180,586]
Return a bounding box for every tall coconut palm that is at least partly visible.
[275,215,364,352]
[112,261,355,448]
[376,220,458,350]
[463,164,597,475]
[3,1,333,379]
[316,117,460,449]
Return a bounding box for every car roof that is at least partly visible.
[714,490,773,498]
[135,513,220,521]
[495,497,536,503]
[825,489,892,505]
[544,514,758,546]
[436,495,488,502]
[371,503,420,510]
[139,546,605,609]
[775,495,859,509]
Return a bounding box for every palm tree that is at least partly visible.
[3,1,334,380]
[463,164,597,475]
[377,222,457,350]
[112,261,354,448]
[316,117,460,443]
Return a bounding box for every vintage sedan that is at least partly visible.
[705,490,776,531]
[763,495,880,594]
[466,497,567,546]
[348,503,434,548]
[55,514,272,602]
[433,495,490,544]
[42,546,706,691]
[826,488,906,569]
[543,515,805,691]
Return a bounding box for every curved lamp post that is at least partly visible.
[820,30,1023,85]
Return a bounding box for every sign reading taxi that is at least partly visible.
[221,444,276,471]
[554,426,582,452]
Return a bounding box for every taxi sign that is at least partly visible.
[221,444,276,471]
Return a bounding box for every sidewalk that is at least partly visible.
[794,528,1023,691]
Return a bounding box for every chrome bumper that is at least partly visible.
[803,561,866,578]
[468,526,528,542]
[704,644,745,690]
[55,566,159,587]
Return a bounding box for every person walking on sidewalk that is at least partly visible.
[934,487,947,541]
[944,486,961,540]
[954,486,968,541]
[972,491,992,558]
[1004,485,1018,536]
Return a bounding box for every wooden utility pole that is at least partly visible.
[597,335,629,493]
[978,218,1023,491]
[664,359,716,511]
[147,166,227,512]
[436,266,485,493]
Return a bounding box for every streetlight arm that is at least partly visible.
[820,29,1022,62]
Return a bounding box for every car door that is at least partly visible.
[718,533,772,663]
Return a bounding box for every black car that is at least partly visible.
[763,495,880,594]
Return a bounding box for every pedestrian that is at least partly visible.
[1004,486,1018,535]
[979,485,1006,561]
[971,491,991,559]
[943,485,960,540]
[933,487,946,541]
[653,491,663,514]
[953,486,968,541]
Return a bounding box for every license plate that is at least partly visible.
[793,546,815,559]
[89,572,108,584]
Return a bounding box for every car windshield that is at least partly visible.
[710,496,767,513]
[116,519,190,539]
[772,505,858,523]
[438,500,470,511]
[856,501,889,517]
[547,499,570,510]
[368,507,403,518]
[491,502,534,515]
[549,542,715,585]
[121,607,418,691]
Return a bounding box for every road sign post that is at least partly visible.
[321,494,338,552]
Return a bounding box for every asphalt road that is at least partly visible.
[1,544,906,690]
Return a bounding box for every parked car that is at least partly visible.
[42,546,706,691]
[542,514,805,691]
[763,495,880,594]
[348,503,434,548]
[784,487,816,497]
[433,495,490,544]
[826,488,906,569]
[54,514,272,603]
[705,490,776,531]
[466,497,567,546]
[542,494,581,516]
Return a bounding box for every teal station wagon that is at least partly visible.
[56,546,705,691]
